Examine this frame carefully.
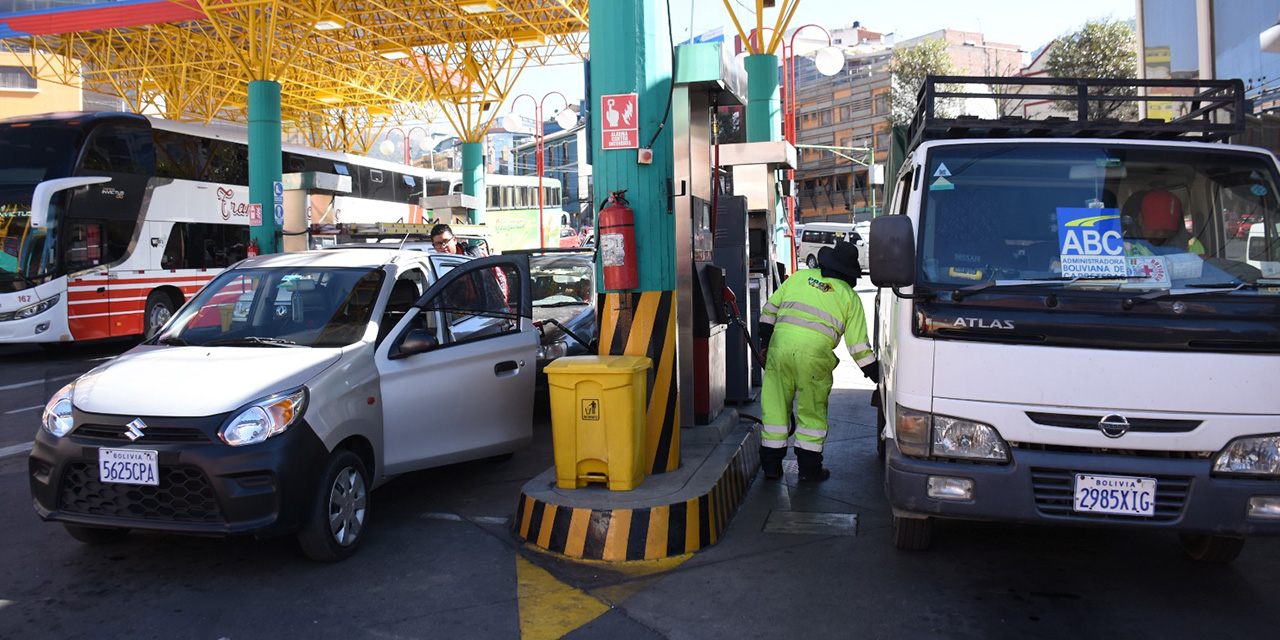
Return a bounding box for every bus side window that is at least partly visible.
[65,221,102,270]
[79,125,154,175]
[161,223,188,269]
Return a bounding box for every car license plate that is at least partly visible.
[1073,474,1156,516]
[98,448,159,486]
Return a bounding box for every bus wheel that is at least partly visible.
[806,255,817,269]
[1179,533,1245,563]
[144,292,176,339]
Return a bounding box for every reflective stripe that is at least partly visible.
[761,424,789,437]
[760,314,777,325]
[855,353,876,367]
[848,341,870,354]
[777,315,841,342]
[762,301,780,315]
[795,426,827,438]
[778,301,845,333]
[761,438,789,449]
[793,439,823,452]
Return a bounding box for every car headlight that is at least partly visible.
[537,339,569,361]
[219,388,308,446]
[14,294,60,320]
[894,405,1010,462]
[1213,435,1280,476]
[42,382,76,437]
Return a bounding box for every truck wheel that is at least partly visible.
[892,515,932,551]
[298,450,370,562]
[1179,533,1244,563]
[64,523,130,545]
[143,291,176,339]
[806,255,817,269]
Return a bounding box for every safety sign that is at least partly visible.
[248,203,263,227]
[601,93,639,150]
[1057,207,1125,278]
[581,399,600,421]
[274,203,285,225]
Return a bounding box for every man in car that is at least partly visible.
[1127,190,1206,257]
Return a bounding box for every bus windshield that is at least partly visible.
[0,194,56,293]
[919,143,1280,295]
[0,123,81,184]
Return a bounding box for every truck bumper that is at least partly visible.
[884,440,1280,536]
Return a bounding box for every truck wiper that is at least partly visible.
[951,276,1105,301]
[204,336,302,347]
[1138,282,1256,301]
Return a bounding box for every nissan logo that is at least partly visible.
[1098,414,1130,439]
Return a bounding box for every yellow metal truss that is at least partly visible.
[721,0,802,56]
[0,0,589,153]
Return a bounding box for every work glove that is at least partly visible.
[859,360,880,384]
[758,322,774,350]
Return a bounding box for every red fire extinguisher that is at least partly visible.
[599,190,638,290]
[247,238,260,258]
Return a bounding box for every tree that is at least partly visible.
[889,38,958,127]
[1044,18,1138,120]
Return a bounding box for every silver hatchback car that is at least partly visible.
[30,248,535,561]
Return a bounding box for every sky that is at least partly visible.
[501,0,1136,119]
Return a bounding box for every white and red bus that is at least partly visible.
[0,111,563,345]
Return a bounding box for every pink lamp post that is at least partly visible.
[505,92,576,248]
[379,125,431,165]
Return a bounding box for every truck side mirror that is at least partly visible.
[869,216,916,290]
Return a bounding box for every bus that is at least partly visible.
[0,111,564,345]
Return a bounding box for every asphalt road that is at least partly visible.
[2,289,1278,639]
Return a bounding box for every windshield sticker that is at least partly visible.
[1096,158,1123,168]
[1251,184,1268,196]
[930,176,955,191]
[1126,256,1170,286]
[1057,207,1126,278]
[933,163,952,178]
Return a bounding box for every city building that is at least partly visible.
[512,121,591,226]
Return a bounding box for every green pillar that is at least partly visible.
[248,80,282,254]
[745,54,781,143]
[461,142,485,224]
[590,0,675,292]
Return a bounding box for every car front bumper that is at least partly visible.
[884,440,1280,536]
[29,408,329,537]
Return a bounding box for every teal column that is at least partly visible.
[745,54,781,143]
[589,0,675,292]
[248,80,282,254]
[461,142,485,224]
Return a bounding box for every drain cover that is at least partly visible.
[763,510,858,536]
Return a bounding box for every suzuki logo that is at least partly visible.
[125,418,147,441]
[1098,414,1130,439]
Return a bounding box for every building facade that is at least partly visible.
[513,123,590,226]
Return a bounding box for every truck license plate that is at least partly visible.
[98,448,159,486]
[1073,474,1156,516]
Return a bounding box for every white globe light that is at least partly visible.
[419,136,433,151]
[554,109,578,130]
[814,46,844,77]
[379,139,395,156]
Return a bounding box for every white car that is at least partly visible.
[30,248,536,561]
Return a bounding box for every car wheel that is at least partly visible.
[143,291,176,339]
[892,515,932,551]
[298,450,370,562]
[806,255,817,269]
[1178,533,1245,563]
[63,523,130,545]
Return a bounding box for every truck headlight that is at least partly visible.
[895,406,931,457]
[14,294,60,320]
[1213,435,1280,476]
[932,415,1009,461]
[42,382,75,437]
[220,388,308,446]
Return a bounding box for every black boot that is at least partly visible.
[760,446,785,480]
[795,449,830,482]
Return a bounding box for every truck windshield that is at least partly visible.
[918,143,1280,295]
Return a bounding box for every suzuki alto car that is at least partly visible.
[29,248,535,561]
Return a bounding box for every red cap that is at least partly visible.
[1140,191,1181,232]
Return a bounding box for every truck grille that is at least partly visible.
[58,462,224,523]
[1030,468,1190,522]
[73,423,210,444]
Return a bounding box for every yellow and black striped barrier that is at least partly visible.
[513,427,760,561]
[596,291,679,474]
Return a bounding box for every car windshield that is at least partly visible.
[531,256,593,307]
[918,143,1280,295]
[158,266,385,347]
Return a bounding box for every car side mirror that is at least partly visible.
[389,328,439,359]
[869,216,917,290]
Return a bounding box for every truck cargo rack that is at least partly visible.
[907,76,1245,152]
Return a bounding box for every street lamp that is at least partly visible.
[781,24,843,270]
[378,125,434,166]
[504,92,577,247]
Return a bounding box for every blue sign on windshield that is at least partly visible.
[1057,207,1126,278]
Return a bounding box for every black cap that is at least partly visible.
[817,241,861,279]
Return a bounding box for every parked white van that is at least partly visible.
[797,222,866,269]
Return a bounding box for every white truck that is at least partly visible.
[869,76,1280,562]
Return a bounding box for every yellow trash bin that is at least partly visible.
[545,355,652,491]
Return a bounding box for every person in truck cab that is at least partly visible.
[757,241,879,482]
[1127,190,1207,257]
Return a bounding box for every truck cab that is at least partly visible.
[869,76,1280,562]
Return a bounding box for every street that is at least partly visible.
[2,287,1278,639]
